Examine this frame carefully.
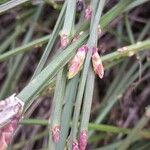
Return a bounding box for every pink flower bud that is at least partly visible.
[79,130,88,150]
[60,34,69,48]
[68,45,88,79]
[72,141,79,150]
[52,125,60,143]
[84,6,92,20]
[92,47,104,79]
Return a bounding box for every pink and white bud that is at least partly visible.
[60,34,69,48]
[68,45,88,79]
[84,6,92,20]
[52,125,60,143]
[92,47,104,79]
[0,94,24,150]
[79,130,88,150]
[72,141,79,150]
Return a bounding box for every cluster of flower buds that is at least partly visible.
[60,33,69,49]
[92,47,104,79]
[79,130,88,150]
[68,45,88,79]
[51,125,61,143]
[84,5,92,20]
[68,45,104,79]
[0,94,24,150]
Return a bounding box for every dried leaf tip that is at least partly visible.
[0,94,24,150]
[84,5,92,20]
[79,130,88,150]
[92,47,104,79]
[72,141,79,150]
[52,125,60,143]
[60,33,69,48]
[68,45,88,79]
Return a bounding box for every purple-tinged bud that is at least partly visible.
[72,141,79,150]
[79,130,88,150]
[84,6,92,20]
[60,33,69,48]
[92,47,104,79]
[68,45,88,79]
[52,125,60,143]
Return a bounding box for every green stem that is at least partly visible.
[0,24,25,54]
[61,0,76,36]
[0,35,51,62]
[19,119,150,137]
[48,68,67,149]
[56,75,79,150]
[0,0,30,14]
[31,1,67,79]
[0,4,43,99]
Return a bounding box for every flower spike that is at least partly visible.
[92,47,104,79]
[68,45,88,79]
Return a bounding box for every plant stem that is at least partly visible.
[0,0,30,14]
[31,1,67,79]
[56,75,79,150]
[118,107,150,150]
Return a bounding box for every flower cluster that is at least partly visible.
[68,45,104,79]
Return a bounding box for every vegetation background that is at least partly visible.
[0,0,150,150]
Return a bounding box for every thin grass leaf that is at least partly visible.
[0,0,30,15]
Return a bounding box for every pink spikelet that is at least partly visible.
[84,6,92,20]
[0,94,24,150]
[79,130,88,150]
[60,34,69,48]
[92,47,104,79]
[72,141,79,150]
[68,45,88,79]
[52,125,60,143]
